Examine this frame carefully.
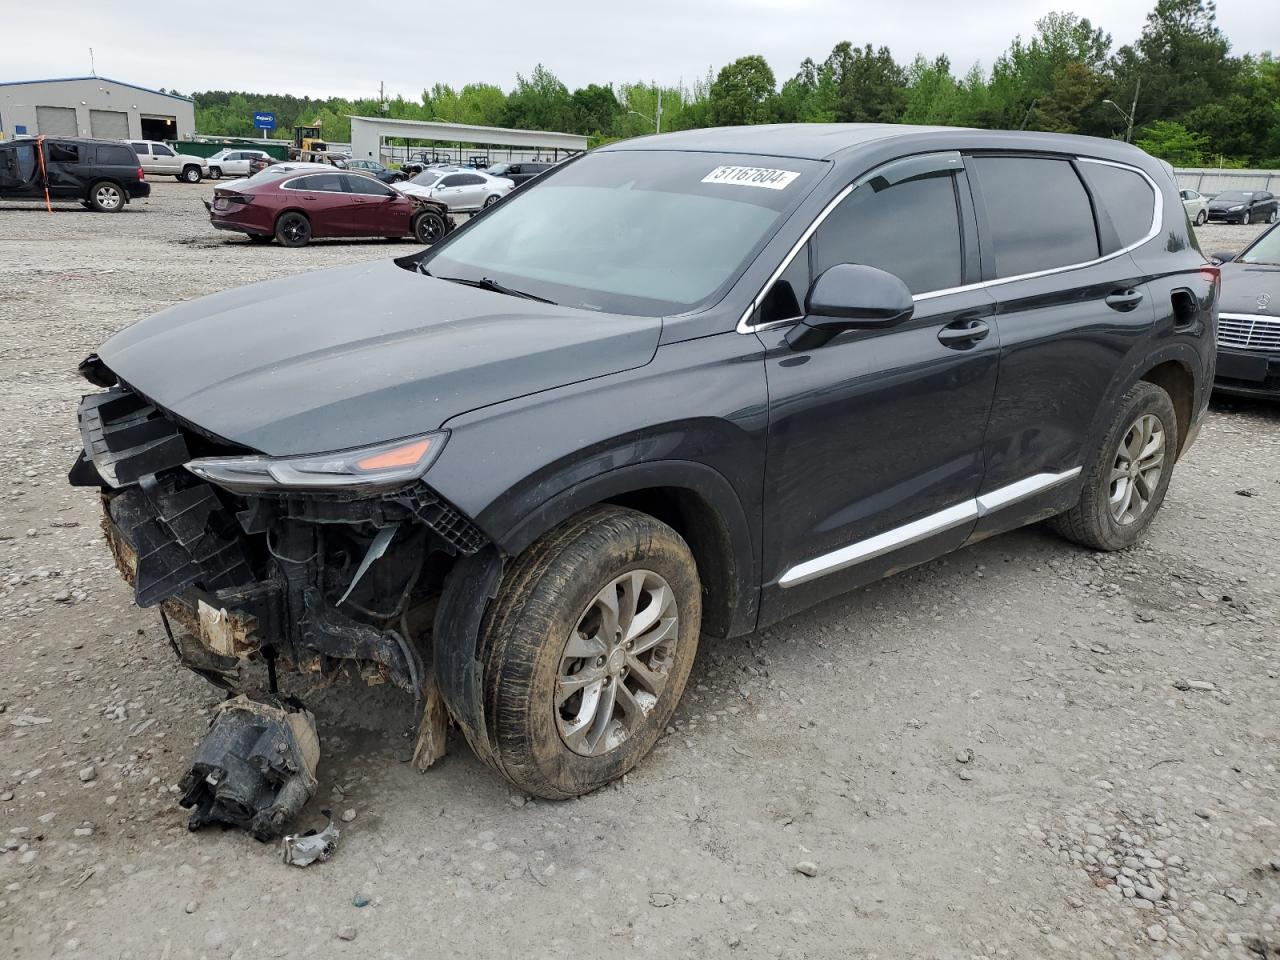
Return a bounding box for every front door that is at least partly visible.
[342,174,408,237]
[149,143,179,175]
[757,153,1000,626]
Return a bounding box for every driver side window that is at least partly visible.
[810,171,964,295]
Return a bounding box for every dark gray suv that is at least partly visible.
[70,124,1217,836]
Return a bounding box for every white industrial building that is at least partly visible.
[0,76,195,141]
[349,116,588,167]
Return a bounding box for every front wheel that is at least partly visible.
[1269,209,1278,224]
[1241,211,1251,225]
[181,165,203,184]
[209,167,222,180]
[88,181,125,212]
[473,506,702,799]
[412,210,446,244]
[274,212,311,247]
[1049,381,1177,552]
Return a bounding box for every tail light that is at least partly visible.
[137,166,145,181]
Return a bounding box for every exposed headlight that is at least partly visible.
[1229,205,1244,211]
[186,432,447,494]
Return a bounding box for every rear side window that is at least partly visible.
[345,175,394,197]
[95,145,136,166]
[288,174,345,192]
[1080,161,1156,252]
[48,143,81,163]
[970,156,1099,278]
[810,171,964,295]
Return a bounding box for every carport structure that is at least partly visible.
[348,116,587,168]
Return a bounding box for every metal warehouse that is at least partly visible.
[0,76,195,141]
[349,116,588,167]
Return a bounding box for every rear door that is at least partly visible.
[965,153,1159,538]
[44,141,86,197]
[757,152,1000,623]
[284,173,357,236]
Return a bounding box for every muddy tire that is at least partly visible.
[412,210,447,245]
[1049,381,1177,552]
[274,212,311,247]
[474,506,701,800]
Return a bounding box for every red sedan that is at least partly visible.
[205,167,453,247]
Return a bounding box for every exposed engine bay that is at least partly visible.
[70,362,487,838]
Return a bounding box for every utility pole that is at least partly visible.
[1126,77,1140,144]
[656,87,663,134]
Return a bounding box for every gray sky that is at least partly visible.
[7,0,1277,100]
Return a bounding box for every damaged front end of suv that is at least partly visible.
[70,354,486,837]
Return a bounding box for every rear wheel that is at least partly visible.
[473,506,701,799]
[412,210,446,244]
[1049,381,1177,552]
[88,181,125,212]
[483,194,501,208]
[1194,210,1207,225]
[274,212,311,247]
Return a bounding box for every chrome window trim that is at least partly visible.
[739,155,1163,334]
[778,467,1081,588]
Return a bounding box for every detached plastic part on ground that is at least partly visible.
[178,695,320,841]
[282,811,341,867]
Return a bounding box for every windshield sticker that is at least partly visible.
[702,166,800,190]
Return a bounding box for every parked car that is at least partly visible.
[71,125,1216,816]
[247,154,278,175]
[485,160,555,187]
[1,137,149,211]
[1206,189,1279,225]
[340,158,403,183]
[395,168,514,211]
[1208,222,1280,397]
[127,140,208,183]
[206,149,271,179]
[204,168,452,246]
[1180,188,1209,225]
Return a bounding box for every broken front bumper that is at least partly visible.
[70,379,487,697]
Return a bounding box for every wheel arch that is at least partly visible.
[497,460,758,640]
[1138,357,1196,457]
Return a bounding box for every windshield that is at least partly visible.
[410,171,442,186]
[1216,191,1253,202]
[488,163,509,176]
[1241,226,1280,265]
[420,150,825,316]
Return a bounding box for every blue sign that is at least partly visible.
[253,112,276,131]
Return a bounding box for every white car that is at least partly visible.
[206,149,271,179]
[127,140,210,184]
[1181,189,1209,226]
[394,167,514,212]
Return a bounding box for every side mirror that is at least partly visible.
[1209,251,1237,264]
[785,264,915,350]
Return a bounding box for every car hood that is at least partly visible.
[1219,262,1280,315]
[97,259,661,457]
[1208,198,1249,209]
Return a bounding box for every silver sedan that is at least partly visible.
[394,168,514,212]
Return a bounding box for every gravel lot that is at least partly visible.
[1,182,1277,960]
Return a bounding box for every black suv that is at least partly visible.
[0,137,149,211]
[487,160,554,187]
[70,126,1216,820]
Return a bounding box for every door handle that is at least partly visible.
[1105,289,1144,311]
[937,318,990,347]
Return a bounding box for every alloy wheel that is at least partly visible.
[95,185,121,210]
[1108,413,1165,526]
[555,569,679,757]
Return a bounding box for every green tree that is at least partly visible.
[709,55,777,126]
[503,64,576,131]
[822,42,906,123]
[571,83,622,136]
[1135,119,1209,164]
